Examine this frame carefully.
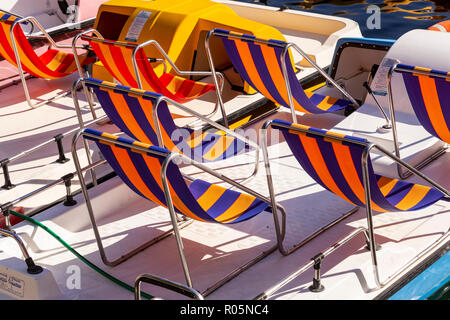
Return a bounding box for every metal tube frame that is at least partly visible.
[71,133,194,268]
[0,157,203,297]
[0,226,43,274]
[281,43,359,123]
[0,159,108,226]
[363,71,391,130]
[7,14,86,109]
[387,63,449,179]
[0,79,106,190]
[262,119,450,293]
[0,227,30,259]
[254,227,369,300]
[79,78,260,185]
[71,78,104,185]
[73,29,224,125]
[134,273,204,300]
[152,92,260,186]
[72,129,288,296]
[261,120,360,256]
[132,38,225,128]
[205,29,360,126]
[0,10,33,83]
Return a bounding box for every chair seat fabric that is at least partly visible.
[87,36,215,103]
[271,118,446,213]
[0,12,93,79]
[213,28,352,114]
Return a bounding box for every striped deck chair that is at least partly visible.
[76,30,218,105]
[387,63,450,178]
[72,128,286,291]
[79,78,258,179]
[0,11,94,108]
[262,118,450,288]
[206,28,360,123]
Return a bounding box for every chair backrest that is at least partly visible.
[395,64,450,144]
[85,35,215,103]
[84,78,245,162]
[212,28,348,114]
[0,12,81,79]
[82,128,264,223]
[270,119,445,212]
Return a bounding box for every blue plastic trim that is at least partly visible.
[389,251,450,300]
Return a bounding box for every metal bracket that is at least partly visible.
[54,134,70,164]
[62,173,77,206]
[1,159,14,190]
[309,252,325,293]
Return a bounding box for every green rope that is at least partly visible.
[8,210,154,300]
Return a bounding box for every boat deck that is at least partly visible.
[0,0,448,301]
[0,99,448,299]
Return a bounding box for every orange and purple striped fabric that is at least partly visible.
[272,119,446,212]
[396,64,450,144]
[85,78,247,162]
[83,128,269,223]
[0,12,92,79]
[213,28,351,114]
[85,36,215,104]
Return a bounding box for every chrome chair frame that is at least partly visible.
[3,11,94,112]
[261,119,450,293]
[72,29,225,124]
[387,63,449,179]
[71,128,288,296]
[205,29,360,125]
[134,273,204,300]
[76,78,261,185]
[260,121,360,256]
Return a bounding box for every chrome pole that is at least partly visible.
[361,145,382,288]
[160,154,193,288]
[280,46,298,124]
[205,30,229,128]
[134,274,204,300]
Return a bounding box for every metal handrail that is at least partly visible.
[134,274,204,300]
[78,78,260,184]
[0,9,34,35]
[254,227,368,300]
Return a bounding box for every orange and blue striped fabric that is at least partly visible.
[395,64,450,144]
[85,36,215,104]
[0,12,92,79]
[85,78,248,162]
[272,119,446,212]
[83,128,269,223]
[213,28,351,114]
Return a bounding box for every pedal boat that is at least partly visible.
[0,0,448,300]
